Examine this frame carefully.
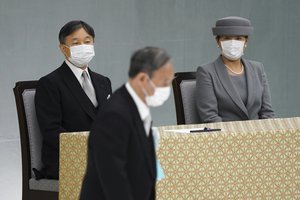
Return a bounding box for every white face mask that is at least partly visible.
[143,78,171,107]
[67,44,95,68]
[221,40,245,61]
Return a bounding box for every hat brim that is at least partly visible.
[212,26,253,36]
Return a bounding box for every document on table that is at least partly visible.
[165,127,222,133]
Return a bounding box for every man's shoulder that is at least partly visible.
[107,86,127,105]
[89,69,110,83]
[105,86,132,111]
[97,86,133,120]
[37,63,66,85]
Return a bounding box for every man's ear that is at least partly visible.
[59,44,66,54]
[59,44,69,58]
[137,72,148,84]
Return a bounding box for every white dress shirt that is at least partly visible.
[125,82,151,136]
[65,60,98,107]
[65,60,93,87]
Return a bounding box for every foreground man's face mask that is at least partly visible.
[142,76,171,107]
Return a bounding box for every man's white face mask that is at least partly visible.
[67,44,95,68]
[142,76,171,107]
[221,40,245,61]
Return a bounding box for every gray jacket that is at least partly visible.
[196,56,275,123]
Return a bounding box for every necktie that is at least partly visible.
[82,71,98,107]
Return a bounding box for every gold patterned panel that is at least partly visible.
[59,118,300,200]
[156,129,300,199]
[59,132,89,200]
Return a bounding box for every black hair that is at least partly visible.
[58,20,95,44]
[128,47,171,78]
[215,35,248,40]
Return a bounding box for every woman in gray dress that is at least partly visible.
[196,16,275,123]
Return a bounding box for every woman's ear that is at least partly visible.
[216,37,220,48]
[244,37,249,48]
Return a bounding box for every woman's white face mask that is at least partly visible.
[220,40,245,61]
[66,44,95,68]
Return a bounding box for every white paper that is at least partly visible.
[164,128,205,134]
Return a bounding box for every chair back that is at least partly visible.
[172,72,200,124]
[14,81,58,200]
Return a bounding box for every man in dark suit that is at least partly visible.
[35,20,112,179]
[80,47,174,200]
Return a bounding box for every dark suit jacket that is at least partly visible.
[35,62,112,179]
[80,85,157,200]
[196,56,275,123]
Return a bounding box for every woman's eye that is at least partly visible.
[236,37,245,41]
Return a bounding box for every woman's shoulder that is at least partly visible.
[243,58,271,85]
[196,63,213,76]
[243,58,266,75]
[197,57,220,72]
[243,58,263,69]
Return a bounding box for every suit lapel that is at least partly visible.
[89,69,109,107]
[134,117,156,179]
[61,63,96,120]
[242,59,255,111]
[121,86,156,179]
[214,56,249,118]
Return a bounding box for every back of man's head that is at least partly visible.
[128,47,171,78]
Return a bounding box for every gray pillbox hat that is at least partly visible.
[212,16,253,36]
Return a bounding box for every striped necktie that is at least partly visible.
[82,71,98,107]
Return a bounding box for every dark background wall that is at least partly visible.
[1,0,299,140]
